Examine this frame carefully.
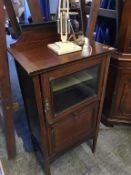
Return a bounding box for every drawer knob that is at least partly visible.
[45,99,50,113]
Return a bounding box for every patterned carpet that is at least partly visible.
[0,122,131,175]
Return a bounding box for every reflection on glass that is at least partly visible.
[51,64,100,114]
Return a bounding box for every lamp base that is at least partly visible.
[47,41,82,55]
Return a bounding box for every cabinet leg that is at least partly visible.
[92,137,97,153]
[31,136,51,175]
[101,115,114,127]
[44,164,51,175]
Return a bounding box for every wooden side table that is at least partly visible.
[8,24,114,175]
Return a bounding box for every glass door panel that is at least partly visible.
[51,64,100,114]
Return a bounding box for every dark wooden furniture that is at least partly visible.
[8,23,113,175]
[3,0,101,160]
[102,0,131,125]
[85,0,124,45]
[85,0,123,20]
[3,0,21,39]
[0,0,16,158]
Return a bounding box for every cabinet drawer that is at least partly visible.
[49,102,98,154]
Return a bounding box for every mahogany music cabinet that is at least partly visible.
[8,24,113,175]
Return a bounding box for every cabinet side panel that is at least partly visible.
[119,76,131,116]
[15,62,41,145]
[103,61,118,117]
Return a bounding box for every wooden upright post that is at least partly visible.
[86,0,100,41]
[80,0,100,41]
[80,0,87,34]
[0,0,16,159]
[27,0,43,22]
[117,0,131,53]
[3,0,21,39]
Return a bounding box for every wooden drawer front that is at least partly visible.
[49,102,98,153]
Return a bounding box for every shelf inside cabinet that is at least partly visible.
[52,72,93,92]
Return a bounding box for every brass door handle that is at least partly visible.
[45,99,50,113]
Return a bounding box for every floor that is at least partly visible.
[0,119,131,175]
[0,36,131,175]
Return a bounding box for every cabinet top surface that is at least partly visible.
[8,40,113,76]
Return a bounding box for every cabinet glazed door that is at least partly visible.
[51,64,100,115]
[41,57,105,124]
